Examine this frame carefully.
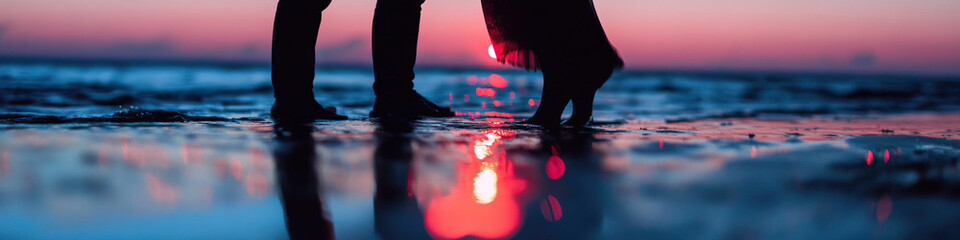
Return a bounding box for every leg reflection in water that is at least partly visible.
[372,120,431,240]
[272,123,334,240]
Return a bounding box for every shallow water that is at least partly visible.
[1,63,960,239]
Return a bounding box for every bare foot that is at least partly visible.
[563,90,596,127]
[522,89,570,128]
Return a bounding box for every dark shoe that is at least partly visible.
[271,100,347,123]
[370,90,454,118]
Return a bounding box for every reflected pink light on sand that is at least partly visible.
[751,145,757,158]
[244,172,269,198]
[229,158,244,180]
[528,99,535,107]
[423,130,522,239]
[483,112,516,119]
[250,145,266,171]
[474,162,499,204]
[180,143,189,163]
[493,100,504,107]
[467,75,479,85]
[121,139,173,168]
[98,148,109,166]
[476,87,496,97]
[659,139,664,149]
[877,194,893,223]
[489,74,508,88]
[464,94,470,102]
[213,157,227,178]
[546,156,565,180]
[473,132,501,160]
[609,113,960,142]
[122,137,129,161]
[541,195,562,222]
[884,149,890,163]
[866,150,874,165]
[1,151,8,173]
[146,173,179,204]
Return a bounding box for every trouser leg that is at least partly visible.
[372,0,425,97]
[272,0,332,102]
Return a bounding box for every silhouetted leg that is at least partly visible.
[565,65,613,126]
[272,123,334,240]
[371,0,421,97]
[565,90,596,126]
[370,0,453,118]
[524,59,572,127]
[271,0,345,121]
[372,124,432,239]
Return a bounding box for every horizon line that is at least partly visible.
[1,56,958,79]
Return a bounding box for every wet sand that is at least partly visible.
[2,63,960,239]
[0,112,958,239]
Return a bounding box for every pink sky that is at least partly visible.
[1,0,959,75]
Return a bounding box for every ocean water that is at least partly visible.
[3,63,960,123]
[1,63,960,239]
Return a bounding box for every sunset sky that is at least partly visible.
[1,0,959,75]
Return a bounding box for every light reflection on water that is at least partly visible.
[4,63,960,239]
[0,114,959,239]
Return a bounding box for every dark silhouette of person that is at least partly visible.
[481,0,623,127]
[270,0,453,122]
[271,123,335,240]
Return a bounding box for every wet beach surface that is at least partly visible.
[1,63,960,239]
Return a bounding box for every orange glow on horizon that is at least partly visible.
[2,0,959,74]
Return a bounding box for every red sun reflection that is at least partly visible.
[541,195,563,222]
[876,193,892,223]
[546,156,565,180]
[476,88,497,97]
[423,130,523,240]
[489,74,508,88]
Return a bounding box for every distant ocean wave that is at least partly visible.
[2,62,960,124]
